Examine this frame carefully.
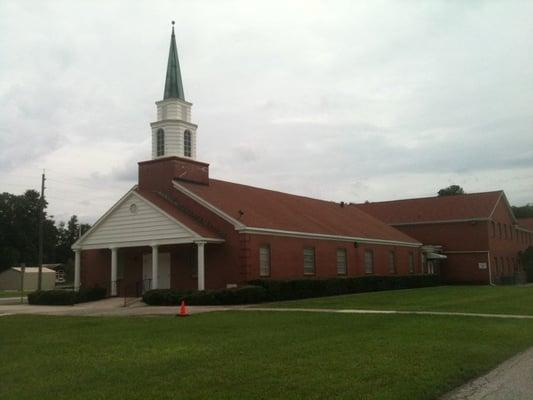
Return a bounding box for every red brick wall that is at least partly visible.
[395,221,489,251]
[81,249,110,289]
[488,199,529,281]
[138,156,209,191]
[245,233,421,280]
[440,253,489,284]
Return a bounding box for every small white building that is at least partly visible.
[0,267,56,291]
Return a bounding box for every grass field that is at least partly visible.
[263,285,533,315]
[2,311,533,400]
[0,290,25,298]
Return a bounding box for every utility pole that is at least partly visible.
[37,170,46,291]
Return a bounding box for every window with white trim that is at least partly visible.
[184,130,192,157]
[364,250,374,274]
[259,245,271,277]
[303,247,315,275]
[388,250,396,274]
[156,129,165,157]
[336,248,347,275]
[408,252,415,274]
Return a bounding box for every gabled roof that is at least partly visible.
[354,191,505,225]
[135,189,220,239]
[174,179,421,246]
[518,218,533,232]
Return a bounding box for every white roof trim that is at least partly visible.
[173,181,421,248]
[72,187,223,250]
[239,227,422,247]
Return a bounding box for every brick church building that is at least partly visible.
[72,25,423,295]
[357,192,533,284]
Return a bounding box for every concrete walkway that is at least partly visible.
[247,307,533,320]
[0,298,237,317]
[441,347,533,400]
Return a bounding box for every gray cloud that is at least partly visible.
[1,0,532,224]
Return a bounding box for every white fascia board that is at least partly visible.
[78,237,224,251]
[239,227,422,248]
[71,185,139,250]
[172,181,246,229]
[391,218,488,227]
[517,226,533,233]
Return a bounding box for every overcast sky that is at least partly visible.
[1,0,532,224]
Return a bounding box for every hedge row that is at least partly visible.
[143,285,266,306]
[143,275,440,306]
[249,275,441,301]
[28,287,107,305]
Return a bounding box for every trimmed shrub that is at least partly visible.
[142,285,267,306]
[76,287,107,303]
[249,274,441,302]
[28,286,107,305]
[28,290,78,305]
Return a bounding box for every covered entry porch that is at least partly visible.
[71,188,224,295]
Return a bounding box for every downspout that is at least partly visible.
[487,251,495,286]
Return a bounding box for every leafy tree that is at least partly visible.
[512,204,533,218]
[55,215,91,283]
[438,185,465,197]
[0,190,58,272]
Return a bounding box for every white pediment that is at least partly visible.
[76,190,198,249]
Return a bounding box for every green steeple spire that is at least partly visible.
[163,21,185,100]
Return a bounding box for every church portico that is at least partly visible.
[72,187,223,295]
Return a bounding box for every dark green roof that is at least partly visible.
[163,25,185,100]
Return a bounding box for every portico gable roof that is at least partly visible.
[72,187,223,250]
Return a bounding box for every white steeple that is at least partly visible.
[150,22,197,160]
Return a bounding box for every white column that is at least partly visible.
[196,241,206,291]
[74,249,81,291]
[152,245,159,289]
[110,248,118,296]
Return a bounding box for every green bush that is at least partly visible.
[28,286,107,305]
[142,285,267,306]
[76,287,107,303]
[28,290,77,305]
[249,275,441,302]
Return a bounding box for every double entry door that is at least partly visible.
[142,252,171,290]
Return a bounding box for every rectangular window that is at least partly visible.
[491,221,496,238]
[303,247,315,275]
[498,223,502,238]
[336,248,347,275]
[408,252,415,274]
[259,245,271,277]
[504,224,508,239]
[494,257,499,273]
[364,250,374,274]
[388,250,396,274]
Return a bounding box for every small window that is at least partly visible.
[503,224,508,239]
[491,221,495,238]
[388,251,396,274]
[156,129,165,157]
[184,130,192,157]
[364,250,374,274]
[336,248,347,275]
[259,245,271,277]
[498,223,502,239]
[408,252,415,274]
[494,257,499,273]
[303,247,315,275]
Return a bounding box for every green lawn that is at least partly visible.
[263,285,533,315]
[2,312,533,399]
[0,290,25,298]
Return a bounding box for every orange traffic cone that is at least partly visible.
[178,300,189,317]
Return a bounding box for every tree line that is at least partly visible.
[0,190,91,273]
